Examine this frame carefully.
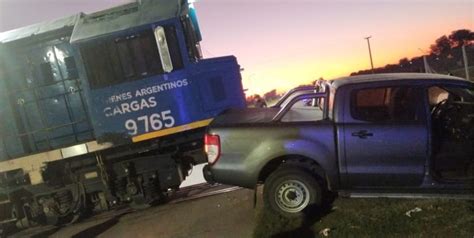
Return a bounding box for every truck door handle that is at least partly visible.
[351,130,373,139]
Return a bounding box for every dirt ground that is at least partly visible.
[10,187,259,238]
[8,185,474,238]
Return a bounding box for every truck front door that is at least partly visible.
[341,84,428,188]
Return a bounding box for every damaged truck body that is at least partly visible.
[204,73,474,216]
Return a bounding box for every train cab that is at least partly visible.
[71,0,246,145]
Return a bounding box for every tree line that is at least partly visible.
[251,29,473,105]
[351,29,474,76]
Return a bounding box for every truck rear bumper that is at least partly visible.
[202,165,215,184]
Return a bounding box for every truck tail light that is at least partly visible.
[204,134,221,165]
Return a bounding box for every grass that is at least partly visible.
[253,198,474,238]
[450,66,474,81]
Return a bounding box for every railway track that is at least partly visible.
[4,183,241,238]
[170,183,241,204]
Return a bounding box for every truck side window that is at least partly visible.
[351,87,418,122]
[428,86,473,105]
[281,97,325,122]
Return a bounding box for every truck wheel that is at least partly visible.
[263,166,323,217]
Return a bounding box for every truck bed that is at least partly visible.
[210,108,280,126]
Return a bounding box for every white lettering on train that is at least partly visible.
[104,97,157,117]
[134,79,188,97]
[107,92,133,103]
[103,79,188,119]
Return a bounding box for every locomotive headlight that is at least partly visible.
[154,26,173,73]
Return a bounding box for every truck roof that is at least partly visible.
[331,73,470,89]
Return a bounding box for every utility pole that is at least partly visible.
[418,48,434,74]
[462,45,470,81]
[364,36,374,73]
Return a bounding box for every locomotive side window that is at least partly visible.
[64,56,78,79]
[116,39,135,78]
[163,26,184,70]
[40,62,55,84]
[81,26,183,89]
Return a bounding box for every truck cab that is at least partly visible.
[331,74,473,188]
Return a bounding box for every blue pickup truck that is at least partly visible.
[204,73,474,216]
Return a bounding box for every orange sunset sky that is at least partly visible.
[0,0,472,95]
[194,0,473,95]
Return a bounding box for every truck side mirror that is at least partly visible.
[154,26,173,73]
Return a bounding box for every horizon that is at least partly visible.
[0,0,472,95]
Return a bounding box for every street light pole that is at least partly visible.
[364,36,374,73]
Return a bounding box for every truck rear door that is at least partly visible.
[340,84,428,188]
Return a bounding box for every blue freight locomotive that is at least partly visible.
[0,0,245,228]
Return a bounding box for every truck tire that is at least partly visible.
[263,166,323,217]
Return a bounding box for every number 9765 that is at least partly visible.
[125,110,175,135]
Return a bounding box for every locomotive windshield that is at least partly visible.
[80,25,183,89]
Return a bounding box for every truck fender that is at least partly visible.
[248,138,339,190]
